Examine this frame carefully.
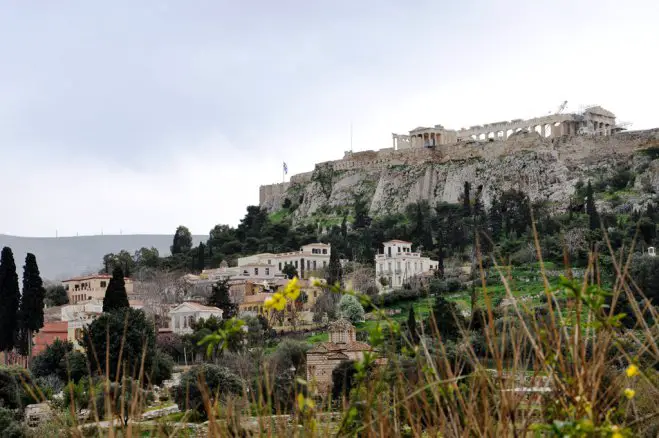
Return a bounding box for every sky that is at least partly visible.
[1,0,657,238]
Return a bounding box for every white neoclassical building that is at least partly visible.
[237,243,331,279]
[168,302,223,335]
[375,240,438,289]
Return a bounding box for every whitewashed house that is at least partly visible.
[375,240,438,289]
[169,302,223,335]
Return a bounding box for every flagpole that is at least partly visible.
[350,121,353,152]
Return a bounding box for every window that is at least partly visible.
[307,260,311,269]
[323,261,327,268]
[183,317,188,328]
[100,281,107,288]
[379,263,383,273]
[388,262,392,272]
[265,268,270,275]
[294,261,298,268]
[322,249,327,254]
[279,262,282,271]
[267,260,271,265]
[398,247,401,253]
[313,260,317,270]
[254,268,259,275]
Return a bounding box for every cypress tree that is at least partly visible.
[197,243,206,271]
[0,247,21,363]
[585,181,599,231]
[103,267,130,313]
[462,182,471,217]
[327,248,343,287]
[207,278,237,319]
[407,307,419,345]
[18,253,45,358]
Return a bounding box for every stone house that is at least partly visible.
[306,319,372,394]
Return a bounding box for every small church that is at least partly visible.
[306,318,373,394]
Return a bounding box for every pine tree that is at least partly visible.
[327,248,343,286]
[171,225,193,255]
[0,247,21,363]
[18,253,45,358]
[406,307,419,345]
[207,278,237,319]
[102,267,130,313]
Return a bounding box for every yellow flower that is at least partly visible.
[623,388,635,400]
[283,277,300,301]
[625,364,639,378]
[264,292,286,311]
[612,433,623,438]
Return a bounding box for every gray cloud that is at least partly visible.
[0,0,657,237]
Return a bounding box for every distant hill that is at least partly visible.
[0,234,206,281]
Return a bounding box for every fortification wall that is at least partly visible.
[259,182,290,208]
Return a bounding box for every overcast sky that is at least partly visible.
[1,0,657,238]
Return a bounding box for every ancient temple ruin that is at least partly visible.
[392,106,617,148]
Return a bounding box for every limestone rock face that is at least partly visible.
[262,129,659,221]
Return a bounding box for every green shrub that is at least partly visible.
[338,294,365,323]
[173,364,243,417]
[0,407,26,438]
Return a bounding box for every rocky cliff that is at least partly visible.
[261,129,659,222]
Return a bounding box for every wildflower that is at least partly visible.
[283,277,300,301]
[623,388,635,400]
[264,292,286,311]
[297,393,315,410]
[625,364,639,378]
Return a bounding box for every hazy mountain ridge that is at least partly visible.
[0,234,206,281]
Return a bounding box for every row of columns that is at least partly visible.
[466,120,613,141]
[409,132,443,148]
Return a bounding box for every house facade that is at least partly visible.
[375,240,438,289]
[169,302,223,335]
[60,300,103,350]
[62,274,134,304]
[32,321,69,356]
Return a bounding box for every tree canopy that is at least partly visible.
[206,278,237,319]
[81,308,156,382]
[102,267,130,313]
[0,247,21,358]
[18,253,45,356]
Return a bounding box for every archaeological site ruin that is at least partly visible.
[259,105,626,208]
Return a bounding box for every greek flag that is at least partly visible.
[283,162,288,175]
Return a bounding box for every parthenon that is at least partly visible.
[392,106,617,150]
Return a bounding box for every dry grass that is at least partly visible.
[19,228,659,437]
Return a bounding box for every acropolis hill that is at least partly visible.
[260,106,659,221]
